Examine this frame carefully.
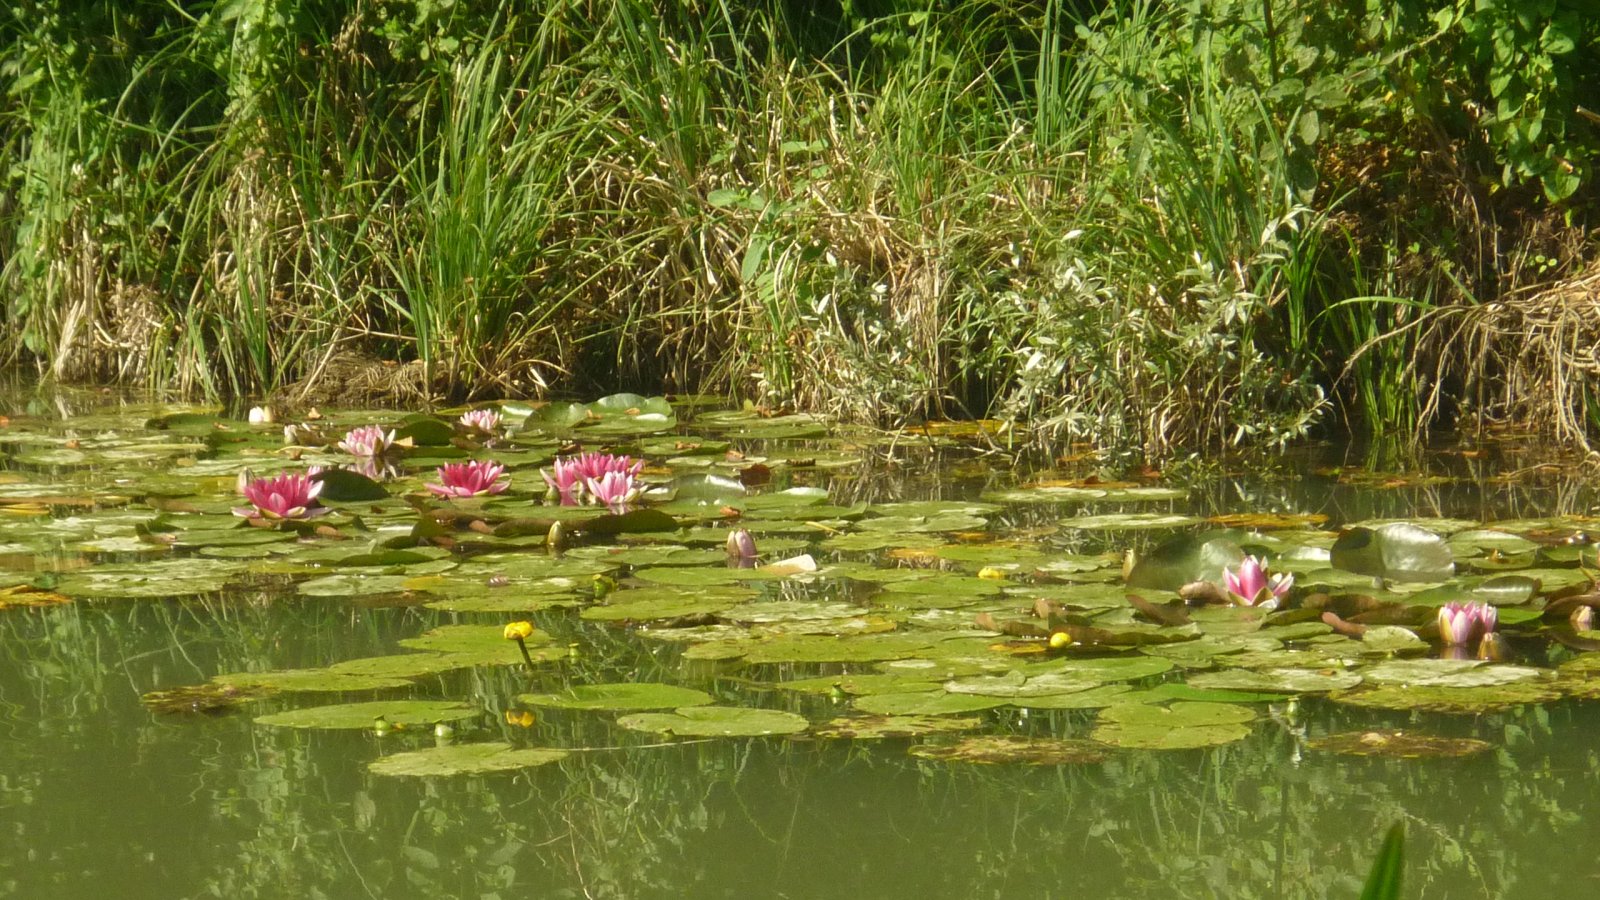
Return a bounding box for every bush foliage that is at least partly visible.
[2,0,1595,456]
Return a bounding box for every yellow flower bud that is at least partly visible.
[503,621,534,641]
[1048,631,1072,650]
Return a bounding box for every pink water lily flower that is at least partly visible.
[726,528,757,560]
[233,472,326,520]
[1223,555,1294,607]
[459,409,502,433]
[427,460,510,498]
[1437,601,1496,646]
[337,424,397,458]
[540,457,586,503]
[584,471,638,511]
[571,451,643,481]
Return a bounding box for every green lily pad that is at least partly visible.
[908,735,1108,765]
[1359,659,1546,687]
[811,715,986,739]
[1059,513,1202,531]
[852,691,1007,716]
[255,699,478,730]
[616,706,809,737]
[942,671,1104,698]
[519,683,714,711]
[1010,684,1138,709]
[1330,681,1563,714]
[1185,668,1363,694]
[369,743,569,777]
[1306,730,1493,758]
[212,668,415,693]
[1091,701,1257,749]
[776,673,943,696]
[1359,626,1429,653]
[685,632,937,664]
[1126,534,1244,591]
[297,574,416,598]
[398,624,567,666]
[313,468,390,501]
[582,587,752,622]
[1330,523,1455,582]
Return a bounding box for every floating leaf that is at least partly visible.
[1331,523,1454,582]
[1330,682,1562,714]
[616,706,808,737]
[1091,701,1257,749]
[255,699,478,730]
[1307,730,1492,758]
[519,683,713,711]
[313,468,389,501]
[369,743,569,777]
[1186,668,1362,694]
[1058,513,1202,531]
[1359,659,1545,687]
[852,691,1007,716]
[811,715,985,739]
[1126,534,1244,591]
[909,735,1108,765]
[142,682,270,715]
[212,668,415,693]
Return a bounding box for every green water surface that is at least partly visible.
[2,388,1599,899]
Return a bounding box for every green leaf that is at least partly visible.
[312,468,390,501]
[616,706,809,737]
[255,700,478,730]
[1359,824,1404,900]
[369,743,568,777]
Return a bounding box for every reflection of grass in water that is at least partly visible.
[4,589,1599,897]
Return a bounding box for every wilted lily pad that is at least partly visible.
[811,715,985,739]
[909,735,1108,765]
[369,742,569,777]
[1306,730,1493,758]
[142,682,271,715]
[255,699,478,730]
[616,706,809,737]
[519,683,714,711]
[212,668,415,693]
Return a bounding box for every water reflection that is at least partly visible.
[1,598,1599,898]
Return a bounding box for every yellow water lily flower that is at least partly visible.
[503,621,534,641]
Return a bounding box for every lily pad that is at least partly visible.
[616,706,809,737]
[1185,668,1363,694]
[1089,700,1257,749]
[1330,523,1455,582]
[811,715,986,739]
[1359,659,1546,687]
[1306,730,1493,759]
[212,668,415,693]
[1330,682,1563,714]
[519,683,714,711]
[255,699,478,730]
[852,691,1007,716]
[369,743,569,777]
[909,735,1108,765]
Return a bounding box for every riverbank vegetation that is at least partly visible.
[2,0,1596,457]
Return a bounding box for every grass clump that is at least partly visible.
[1,0,1595,458]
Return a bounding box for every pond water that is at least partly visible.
[2,387,1600,899]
